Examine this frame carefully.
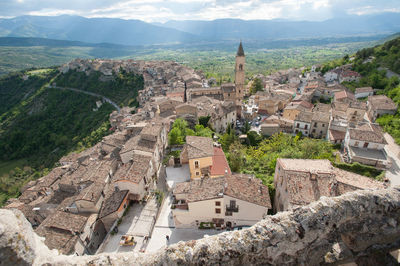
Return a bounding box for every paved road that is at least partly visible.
[384,133,400,187]
[378,67,400,79]
[48,85,121,112]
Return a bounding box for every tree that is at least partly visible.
[198,116,211,128]
[247,131,262,146]
[250,78,263,94]
[228,141,244,172]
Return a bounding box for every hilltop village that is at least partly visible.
[4,43,396,255]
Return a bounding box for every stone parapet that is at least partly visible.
[1,187,400,265]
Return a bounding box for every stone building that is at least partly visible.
[172,173,271,229]
[273,158,384,212]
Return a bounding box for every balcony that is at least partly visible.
[226,205,239,213]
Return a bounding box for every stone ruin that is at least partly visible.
[1,187,400,265]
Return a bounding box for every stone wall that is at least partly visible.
[1,187,400,265]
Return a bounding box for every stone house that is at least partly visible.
[35,211,102,255]
[260,115,293,136]
[99,189,129,231]
[172,174,271,229]
[367,95,397,122]
[310,111,330,139]
[346,101,367,125]
[209,101,237,133]
[344,123,391,168]
[273,159,384,212]
[293,111,313,137]
[282,101,313,121]
[355,87,373,99]
[334,90,356,104]
[180,136,231,179]
[221,83,236,102]
[339,70,361,83]
[156,98,181,117]
[113,154,155,201]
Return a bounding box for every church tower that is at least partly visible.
[235,41,245,114]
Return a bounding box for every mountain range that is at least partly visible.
[1,13,400,46]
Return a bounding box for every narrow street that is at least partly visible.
[384,133,400,187]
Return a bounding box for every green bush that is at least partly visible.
[199,222,215,229]
[333,162,383,179]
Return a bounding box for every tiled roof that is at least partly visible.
[278,158,333,173]
[368,95,397,110]
[76,182,104,203]
[278,159,385,207]
[349,101,367,110]
[173,177,225,202]
[295,111,313,123]
[114,154,152,183]
[312,111,330,123]
[313,103,330,112]
[99,190,129,219]
[329,129,346,141]
[335,90,355,101]
[35,225,78,255]
[185,136,214,159]
[174,174,271,208]
[225,174,271,208]
[221,83,236,93]
[348,123,387,144]
[210,147,231,176]
[355,87,373,94]
[40,211,88,233]
[237,41,245,56]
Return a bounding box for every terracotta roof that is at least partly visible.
[35,225,78,255]
[312,103,331,112]
[173,177,225,202]
[277,159,385,207]
[174,174,271,208]
[114,154,152,183]
[225,174,271,208]
[210,147,231,176]
[368,95,397,110]
[348,123,387,144]
[340,70,361,78]
[295,111,313,123]
[349,101,367,110]
[312,111,330,123]
[334,169,385,193]
[99,190,129,219]
[185,136,214,159]
[335,90,355,101]
[40,211,88,233]
[278,158,333,173]
[76,182,104,203]
[329,129,346,141]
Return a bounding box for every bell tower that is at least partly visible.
[235,41,245,114]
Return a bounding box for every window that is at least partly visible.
[215,208,221,214]
[312,129,316,133]
[363,142,369,148]
[215,201,221,206]
[239,64,243,71]
[314,122,317,127]
[305,124,308,129]
[322,124,325,127]
[196,171,200,176]
[230,200,236,208]
[354,141,359,147]
[296,123,300,128]
[194,161,199,168]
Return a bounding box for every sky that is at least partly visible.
[1,0,400,23]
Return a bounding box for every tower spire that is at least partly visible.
[237,41,245,57]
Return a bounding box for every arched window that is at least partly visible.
[239,64,243,71]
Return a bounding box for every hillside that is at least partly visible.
[162,13,400,40]
[323,36,400,143]
[0,68,143,205]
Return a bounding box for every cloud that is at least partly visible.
[0,0,399,22]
